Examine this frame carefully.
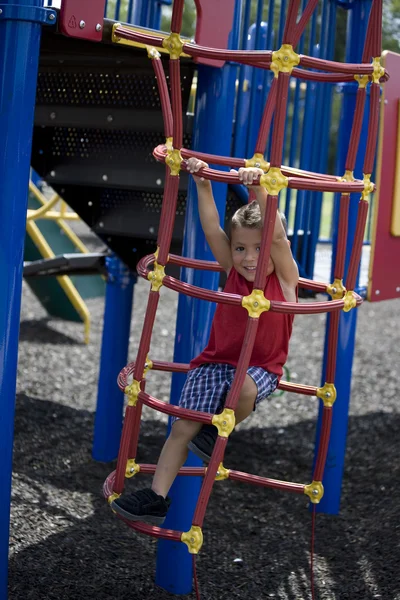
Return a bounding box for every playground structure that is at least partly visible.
[1,0,400,598]
[100,0,387,595]
[24,179,105,342]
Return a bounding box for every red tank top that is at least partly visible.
[190,269,294,378]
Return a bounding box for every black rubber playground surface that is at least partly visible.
[9,232,400,600]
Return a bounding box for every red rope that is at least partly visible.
[311,504,317,600]
[192,555,201,600]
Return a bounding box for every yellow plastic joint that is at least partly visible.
[162,32,184,60]
[372,57,385,84]
[304,481,324,504]
[148,262,165,291]
[354,74,369,88]
[165,137,173,152]
[326,278,346,300]
[144,356,153,375]
[338,169,354,196]
[316,382,337,407]
[260,167,288,195]
[125,379,141,407]
[108,492,121,505]
[242,289,271,318]
[111,22,122,43]
[271,44,300,77]
[181,525,203,554]
[215,463,230,481]
[343,290,357,313]
[166,147,183,176]
[245,153,270,172]
[361,174,374,201]
[147,46,161,60]
[125,459,141,478]
[212,408,235,438]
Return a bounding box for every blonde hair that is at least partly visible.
[231,200,287,233]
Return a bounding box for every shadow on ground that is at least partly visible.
[9,394,399,600]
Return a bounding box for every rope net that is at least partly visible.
[104,0,386,556]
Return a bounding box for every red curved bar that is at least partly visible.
[288,177,365,193]
[333,194,350,280]
[139,390,214,424]
[292,0,320,48]
[345,200,369,290]
[326,310,339,382]
[255,77,278,155]
[345,87,367,172]
[313,408,333,481]
[363,82,381,175]
[224,319,260,411]
[362,0,382,61]
[270,73,290,167]
[299,55,373,75]
[283,0,302,45]
[229,470,305,494]
[254,195,278,289]
[157,170,180,264]
[170,0,184,34]
[152,58,173,138]
[183,42,273,64]
[278,380,318,396]
[170,58,183,149]
[134,291,160,381]
[114,404,140,493]
[113,26,165,49]
[163,274,243,306]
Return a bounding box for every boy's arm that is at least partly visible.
[188,159,232,271]
[238,168,299,292]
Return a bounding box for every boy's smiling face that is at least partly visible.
[230,226,274,282]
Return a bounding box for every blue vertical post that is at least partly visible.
[155,2,241,594]
[0,1,56,596]
[92,256,135,461]
[314,0,372,514]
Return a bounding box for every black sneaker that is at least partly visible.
[188,424,218,462]
[111,488,171,525]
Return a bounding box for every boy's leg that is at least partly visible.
[111,419,201,524]
[188,375,258,461]
[152,419,202,497]
[234,374,258,424]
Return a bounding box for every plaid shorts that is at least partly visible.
[172,363,278,423]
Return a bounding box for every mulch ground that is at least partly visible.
[8,232,400,600]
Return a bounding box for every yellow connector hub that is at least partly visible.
[354,73,369,88]
[144,356,153,375]
[245,153,270,172]
[260,167,288,196]
[271,44,300,77]
[215,463,230,481]
[108,492,121,505]
[125,459,141,478]
[316,382,337,407]
[147,46,161,60]
[372,57,385,84]
[166,147,183,176]
[304,481,324,504]
[326,278,346,300]
[125,379,141,407]
[361,174,374,201]
[343,290,357,313]
[181,525,203,554]
[242,289,271,318]
[212,408,235,437]
[148,262,165,292]
[162,32,184,60]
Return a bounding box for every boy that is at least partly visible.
[112,158,298,525]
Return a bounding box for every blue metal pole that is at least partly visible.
[0,1,56,596]
[314,0,372,514]
[92,256,135,461]
[155,2,241,593]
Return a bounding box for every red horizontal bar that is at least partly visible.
[299,55,373,74]
[139,390,214,424]
[113,26,165,49]
[229,470,305,494]
[288,177,365,193]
